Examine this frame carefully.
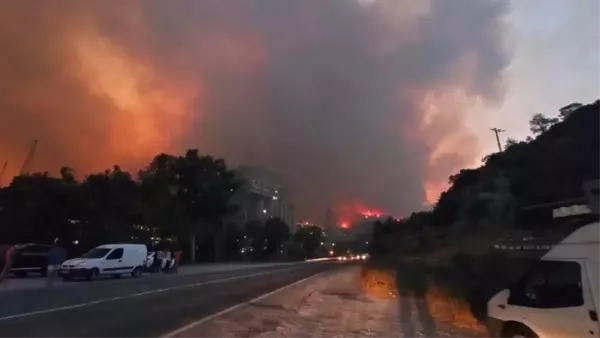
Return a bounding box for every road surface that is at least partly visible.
[166,264,488,337]
[0,261,337,337]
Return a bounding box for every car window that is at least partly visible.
[106,248,124,260]
[509,260,583,308]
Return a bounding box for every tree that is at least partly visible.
[138,154,183,239]
[0,173,78,244]
[263,218,290,257]
[504,137,519,150]
[559,103,583,120]
[139,150,241,262]
[529,113,559,135]
[77,166,141,246]
[293,225,324,258]
[59,166,76,183]
[244,220,265,257]
[219,222,245,260]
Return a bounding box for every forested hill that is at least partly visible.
[404,100,599,230]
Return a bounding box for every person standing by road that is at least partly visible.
[0,244,26,284]
[46,243,67,286]
[0,244,15,284]
[173,249,182,274]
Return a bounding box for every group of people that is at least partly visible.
[150,248,182,274]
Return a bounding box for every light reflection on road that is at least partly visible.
[360,266,488,336]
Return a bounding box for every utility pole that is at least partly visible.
[490,128,505,152]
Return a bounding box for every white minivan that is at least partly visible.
[59,243,147,280]
[486,222,599,337]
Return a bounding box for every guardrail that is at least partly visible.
[493,243,552,251]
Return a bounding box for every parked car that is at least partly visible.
[7,244,52,277]
[59,243,147,280]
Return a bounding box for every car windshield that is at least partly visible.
[81,248,111,259]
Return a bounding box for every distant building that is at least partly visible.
[231,165,296,232]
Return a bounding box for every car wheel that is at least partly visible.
[86,268,99,281]
[131,267,142,278]
[502,324,538,338]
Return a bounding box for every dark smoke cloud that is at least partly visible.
[0,0,509,222]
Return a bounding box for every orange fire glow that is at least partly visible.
[70,26,199,165]
[360,209,383,218]
[334,202,390,228]
[402,87,482,206]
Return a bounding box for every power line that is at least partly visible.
[490,128,505,152]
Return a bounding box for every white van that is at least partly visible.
[59,244,147,280]
[486,222,599,337]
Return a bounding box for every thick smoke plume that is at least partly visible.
[0,0,509,221]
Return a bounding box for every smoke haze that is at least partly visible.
[0,0,509,221]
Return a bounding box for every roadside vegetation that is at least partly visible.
[367,100,599,321]
[0,150,324,263]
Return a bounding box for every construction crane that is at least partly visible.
[19,139,38,175]
[0,161,7,185]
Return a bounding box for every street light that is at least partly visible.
[262,209,267,214]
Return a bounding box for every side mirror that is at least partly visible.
[498,288,511,304]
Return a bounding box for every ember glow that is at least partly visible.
[361,210,383,218]
[0,1,510,221]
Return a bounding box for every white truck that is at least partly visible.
[486,222,599,337]
[59,243,147,280]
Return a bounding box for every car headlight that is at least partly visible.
[361,254,367,260]
[75,261,87,267]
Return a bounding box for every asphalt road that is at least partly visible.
[0,262,338,337]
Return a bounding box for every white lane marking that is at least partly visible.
[0,265,318,322]
[162,270,328,338]
[304,257,336,262]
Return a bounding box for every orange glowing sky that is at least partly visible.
[2,1,595,222]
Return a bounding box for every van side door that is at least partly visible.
[103,248,124,274]
[507,259,598,337]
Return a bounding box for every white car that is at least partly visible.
[59,243,147,280]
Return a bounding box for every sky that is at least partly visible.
[473,0,599,153]
[0,0,597,223]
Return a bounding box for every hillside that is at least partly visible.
[370,100,599,258]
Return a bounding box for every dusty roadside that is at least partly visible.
[169,264,488,337]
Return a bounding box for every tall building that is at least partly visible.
[231,165,296,231]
